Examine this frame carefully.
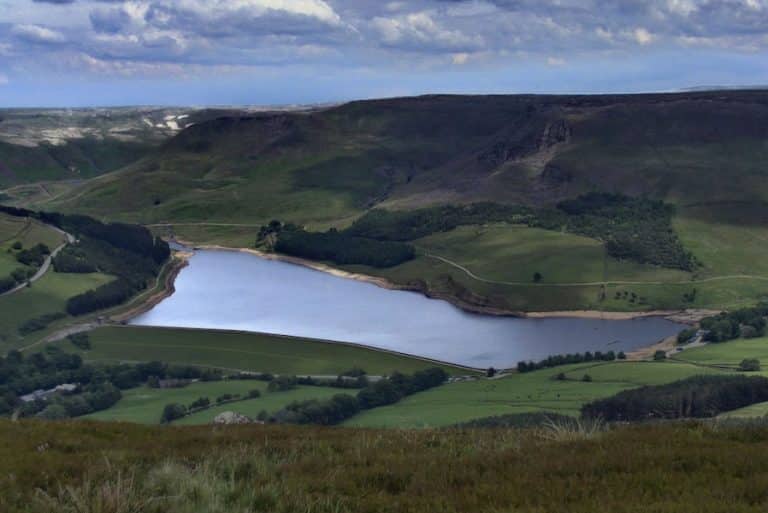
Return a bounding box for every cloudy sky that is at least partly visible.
[1,0,767,106]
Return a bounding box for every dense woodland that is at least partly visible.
[274,228,415,268]
[344,193,696,270]
[582,375,768,421]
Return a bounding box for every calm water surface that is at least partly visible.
[131,250,686,368]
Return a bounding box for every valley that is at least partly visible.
[2,91,768,431]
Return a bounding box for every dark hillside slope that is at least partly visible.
[49,90,768,226]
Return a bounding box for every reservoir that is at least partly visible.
[131,250,687,368]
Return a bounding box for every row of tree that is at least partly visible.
[275,228,415,268]
[270,367,448,425]
[517,350,625,373]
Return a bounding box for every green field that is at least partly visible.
[84,380,341,425]
[69,326,477,376]
[0,213,65,276]
[344,360,734,428]
[0,271,113,349]
[719,401,768,418]
[673,336,768,368]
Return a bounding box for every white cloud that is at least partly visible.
[666,0,698,16]
[372,11,483,51]
[12,24,67,44]
[175,0,341,25]
[634,27,655,45]
[546,56,565,66]
[452,52,469,64]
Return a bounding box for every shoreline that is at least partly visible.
[192,243,714,324]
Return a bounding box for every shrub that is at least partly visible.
[18,312,67,335]
[739,359,761,372]
[677,328,697,345]
[248,389,261,399]
[267,376,297,392]
[653,350,667,361]
[161,403,187,423]
[67,333,91,350]
[581,374,593,382]
[189,397,210,410]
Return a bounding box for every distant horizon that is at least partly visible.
[3,84,768,110]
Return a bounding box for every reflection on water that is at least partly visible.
[131,250,686,368]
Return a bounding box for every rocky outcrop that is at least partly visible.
[212,411,253,425]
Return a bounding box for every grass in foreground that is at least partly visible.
[4,420,768,512]
[85,381,342,425]
[71,325,475,377]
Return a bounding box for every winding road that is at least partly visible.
[0,224,74,297]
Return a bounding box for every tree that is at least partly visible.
[486,367,497,378]
[37,404,69,420]
[581,374,593,382]
[739,359,761,372]
[248,389,261,399]
[555,372,566,381]
[677,328,697,345]
[160,403,187,423]
[617,351,627,360]
[533,272,543,283]
[653,350,667,361]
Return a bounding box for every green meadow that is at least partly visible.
[344,360,736,428]
[84,380,342,425]
[69,325,477,377]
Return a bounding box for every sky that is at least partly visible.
[0,0,767,107]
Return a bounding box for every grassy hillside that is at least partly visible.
[4,419,768,512]
[47,91,768,225]
[0,107,251,189]
[68,325,475,376]
[36,90,768,312]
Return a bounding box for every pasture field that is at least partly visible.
[673,336,768,368]
[70,326,478,377]
[0,271,113,349]
[84,381,341,425]
[719,401,768,418]
[175,385,344,425]
[0,213,65,275]
[344,360,733,428]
